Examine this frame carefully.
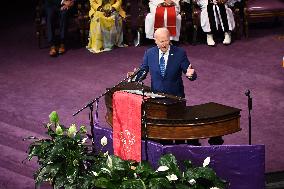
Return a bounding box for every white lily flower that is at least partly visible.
[81,137,88,144]
[210,187,220,189]
[103,151,109,157]
[101,136,108,146]
[91,171,98,176]
[189,179,196,185]
[67,124,77,137]
[107,155,112,168]
[166,174,178,181]
[203,157,211,167]
[156,165,169,172]
[101,167,111,175]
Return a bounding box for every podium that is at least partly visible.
[105,82,241,142]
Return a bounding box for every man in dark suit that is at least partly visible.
[45,0,74,56]
[130,27,196,98]
[128,27,198,145]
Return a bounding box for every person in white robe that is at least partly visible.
[197,0,236,46]
[145,0,181,41]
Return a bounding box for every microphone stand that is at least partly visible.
[73,73,138,148]
[245,90,252,145]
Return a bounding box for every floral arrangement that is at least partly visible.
[26,111,228,189]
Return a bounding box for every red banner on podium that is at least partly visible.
[113,91,143,162]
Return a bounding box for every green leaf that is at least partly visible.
[135,161,154,178]
[95,177,112,188]
[120,179,146,189]
[149,177,171,189]
[63,183,76,189]
[183,159,193,169]
[53,174,66,189]
[194,167,216,180]
[158,154,180,176]
[66,165,78,184]
[110,155,130,171]
[80,125,87,134]
[175,183,190,189]
[35,164,59,184]
[76,174,96,189]
[213,177,227,189]
[49,111,59,124]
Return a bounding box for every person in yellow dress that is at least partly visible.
[87,0,126,53]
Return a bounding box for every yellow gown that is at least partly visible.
[87,0,126,53]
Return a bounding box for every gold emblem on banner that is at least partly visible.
[120,130,136,153]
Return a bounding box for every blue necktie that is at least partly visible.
[160,53,166,77]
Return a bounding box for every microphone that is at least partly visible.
[245,89,252,111]
[128,67,141,82]
[245,89,253,145]
[135,69,147,82]
[245,89,250,97]
[128,67,147,82]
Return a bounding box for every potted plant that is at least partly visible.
[26,111,227,189]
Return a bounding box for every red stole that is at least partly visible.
[154,5,177,36]
[113,91,143,162]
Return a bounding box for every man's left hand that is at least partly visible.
[186,65,195,78]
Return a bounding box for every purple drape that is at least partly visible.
[93,125,265,189]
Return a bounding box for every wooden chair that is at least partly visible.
[191,0,242,44]
[243,0,284,38]
[35,0,90,48]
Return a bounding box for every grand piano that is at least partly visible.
[105,82,241,144]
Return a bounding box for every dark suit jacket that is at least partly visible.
[138,45,196,98]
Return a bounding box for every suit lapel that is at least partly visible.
[154,47,162,77]
[164,46,174,78]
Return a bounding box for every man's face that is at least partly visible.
[155,32,170,53]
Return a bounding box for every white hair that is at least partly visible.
[154,27,170,39]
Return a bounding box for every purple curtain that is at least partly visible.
[93,125,265,189]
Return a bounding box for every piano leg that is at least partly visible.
[185,139,201,146]
[208,136,224,145]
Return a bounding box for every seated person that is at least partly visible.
[87,0,126,53]
[45,0,75,57]
[197,0,236,46]
[145,0,181,41]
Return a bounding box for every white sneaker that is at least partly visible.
[223,32,231,45]
[207,34,215,46]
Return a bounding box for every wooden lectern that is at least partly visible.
[105,82,241,144]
